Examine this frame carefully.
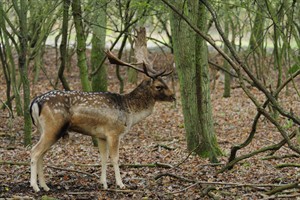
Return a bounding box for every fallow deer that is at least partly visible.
[29,49,175,192]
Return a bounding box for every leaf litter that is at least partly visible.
[1,48,300,199]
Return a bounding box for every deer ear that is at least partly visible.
[142,78,153,86]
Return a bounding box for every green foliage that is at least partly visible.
[288,64,300,75]
[283,119,294,129]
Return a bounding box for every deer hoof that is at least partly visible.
[118,183,125,189]
[41,184,50,191]
[31,185,40,193]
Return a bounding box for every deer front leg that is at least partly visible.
[98,138,108,189]
[107,136,125,189]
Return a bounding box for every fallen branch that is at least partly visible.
[265,182,300,195]
[73,162,173,168]
[121,162,173,168]
[154,172,194,183]
[102,189,143,193]
[0,160,98,178]
[275,163,300,169]
[262,193,300,200]
[0,160,173,169]
[68,189,143,194]
[219,130,297,173]
[153,144,175,150]
[0,160,28,166]
[262,154,300,160]
[154,172,280,188]
[48,165,99,178]
[167,182,200,195]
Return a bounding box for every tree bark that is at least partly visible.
[223,3,231,97]
[16,0,31,146]
[170,0,222,162]
[71,0,91,92]
[58,0,71,90]
[90,0,107,93]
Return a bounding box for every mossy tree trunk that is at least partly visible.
[71,0,91,92]
[58,0,71,90]
[89,0,108,146]
[170,0,222,162]
[17,0,32,146]
[90,0,107,93]
[0,1,23,116]
[223,3,231,98]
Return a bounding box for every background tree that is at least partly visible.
[71,0,91,92]
[57,0,71,91]
[222,2,231,98]
[90,0,108,92]
[17,0,31,146]
[169,0,222,162]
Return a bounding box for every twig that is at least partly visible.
[68,189,143,194]
[275,163,300,169]
[219,130,297,173]
[48,165,99,179]
[154,172,194,183]
[0,160,173,169]
[73,162,173,168]
[0,160,29,166]
[153,144,175,150]
[262,154,300,160]
[121,162,173,168]
[167,182,200,195]
[101,188,143,193]
[265,182,300,195]
[196,163,224,167]
[154,172,283,187]
[0,160,99,178]
[154,172,284,189]
[173,144,201,168]
[262,193,300,200]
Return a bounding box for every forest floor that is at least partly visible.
[0,48,300,199]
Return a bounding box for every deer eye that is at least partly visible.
[155,86,164,91]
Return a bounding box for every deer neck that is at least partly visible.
[124,84,155,125]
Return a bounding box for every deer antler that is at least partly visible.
[105,50,145,73]
[106,50,171,79]
[106,27,173,79]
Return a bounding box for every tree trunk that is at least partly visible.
[71,0,91,92]
[90,0,107,93]
[170,0,222,162]
[89,0,108,146]
[249,2,266,81]
[0,1,23,116]
[58,0,71,90]
[223,3,231,98]
[17,0,31,146]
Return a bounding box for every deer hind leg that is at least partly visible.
[30,135,56,192]
[107,135,125,189]
[30,125,63,192]
[97,138,108,189]
[37,152,49,191]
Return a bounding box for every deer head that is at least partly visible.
[105,49,175,103]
